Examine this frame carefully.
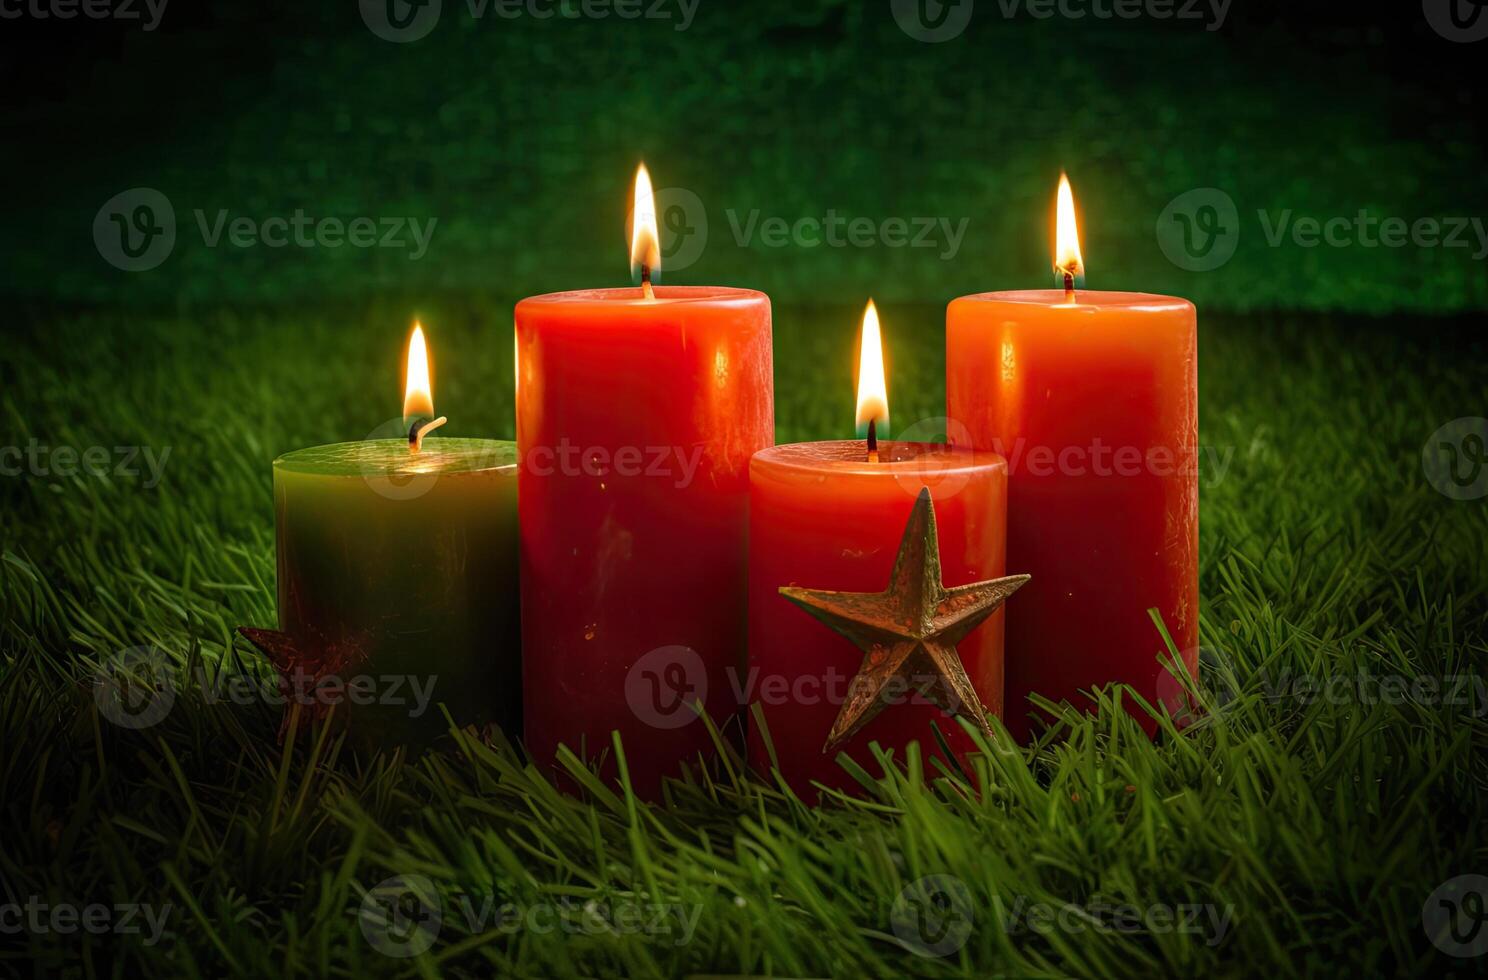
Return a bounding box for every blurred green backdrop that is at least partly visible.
[3,0,1485,315]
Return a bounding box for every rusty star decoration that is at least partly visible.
[236,625,371,741]
[780,487,1030,753]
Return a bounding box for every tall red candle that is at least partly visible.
[516,166,773,796]
[946,175,1199,738]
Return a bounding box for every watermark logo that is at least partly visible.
[0,0,169,30]
[1156,188,1240,271]
[646,186,708,273]
[1156,645,1488,723]
[1,441,171,488]
[726,208,969,261]
[358,420,447,502]
[892,416,977,499]
[1423,875,1488,957]
[1423,0,1488,42]
[891,875,975,957]
[1153,645,1234,727]
[360,874,442,958]
[1160,192,1488,270]
[892,0,975,42]
[360,0,442,42]
[362,0,698,39]
[93,189,438,271]
[94,188,175,272]
[625,645,707,729]
[998,895,1234,946]
[893,0,1231,39]
[993,0,1230,30]
[93,646,176,730]
[0,898,173,945]
[1424,417,1488,501]
[93,641,442,730]
[357,878,702,954]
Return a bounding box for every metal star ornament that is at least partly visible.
[236,625,370,741]
[779,488,1030,753]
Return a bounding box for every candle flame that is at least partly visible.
[855,300,889,429]
[629,163,661,279]
[1055,172,1084,281]
[403,323,434,422]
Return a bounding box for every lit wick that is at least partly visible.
[631,163,659,301]
[408,415,448,453]
[856,298,888,464]
[1055,172,1083,305]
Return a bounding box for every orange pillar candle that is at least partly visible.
[946,175,1199,738]
[748,303,1013,798]
[516,166,774,797]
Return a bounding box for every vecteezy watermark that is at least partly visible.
[525,441,705,489]
[726,209,970,261]
[358,874,702,958]
[630,186,708,273]
[891,0,1230,42]
[94,646,177,730]
[0,0,168,30]
[92,645,441,730]
[1423,875,1488,958]
[0,441,171,488]
[93,188,175,273]
[1158,649,1488,724]
[625,646,708,730]
[94,188,437,272]
[997,895,1235,947]
[191,667,439,720]
[1423,0,1488,43]
[891,875,975,957]
[1257,211,1488,258]
[1253,671,1487,716]
[985,436,1235,487]
[0,898,173,946]
[891,0,976,42]
[1423,418,1488,501]
[1157,188,1488,271]
[360,0,699,42]
[620,191,968,268]
[625,647,989,730]
[1156,188,1241,272]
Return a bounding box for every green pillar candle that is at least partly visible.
[272,437,520,747]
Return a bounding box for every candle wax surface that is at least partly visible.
[747,440,1009,798]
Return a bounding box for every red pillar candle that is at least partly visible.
[516,166,773,796]
[747,303,1014,798]
[945,175,1199,738]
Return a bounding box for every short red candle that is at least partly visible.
[746,441,1009,797]
[946,289,1198,737]
[516,285,773,796]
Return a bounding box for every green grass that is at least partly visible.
[1,301,1485,977]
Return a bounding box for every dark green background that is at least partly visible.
[3,0,1485,314]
